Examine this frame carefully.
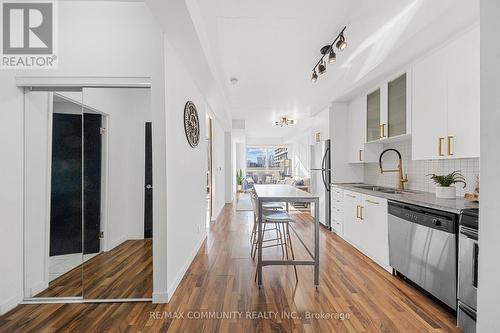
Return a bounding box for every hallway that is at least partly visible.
[0,204,458,332]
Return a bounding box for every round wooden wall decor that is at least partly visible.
[183,101,200,148]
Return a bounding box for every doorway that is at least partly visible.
[50,112,102,256]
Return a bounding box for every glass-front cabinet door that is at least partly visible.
[366,89,381,142]
[387,73,407,137]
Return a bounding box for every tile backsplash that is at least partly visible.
[364,140,479,197]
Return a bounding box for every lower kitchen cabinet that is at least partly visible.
[339,189,391,271]
[331,187,344,236]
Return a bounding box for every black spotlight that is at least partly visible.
[311,70,318,82]
[336,35,347,51]
[318,61,326,75]
[329,49,336,63]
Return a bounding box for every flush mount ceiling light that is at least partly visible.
[274,117,295,127]
[311,26,347,82]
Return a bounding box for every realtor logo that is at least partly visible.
[1,1,57,68]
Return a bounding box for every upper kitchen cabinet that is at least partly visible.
[366,89,381,142]
[365,72,411,143]
[348,95,381,163]
[387,73,409,138]
[446,28,480,159]
[412,27,479,160]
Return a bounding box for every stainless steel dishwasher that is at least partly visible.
[388,201,458,310]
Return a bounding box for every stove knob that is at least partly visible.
[433,219,442,227]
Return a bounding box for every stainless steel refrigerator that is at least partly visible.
[310,139,331,230]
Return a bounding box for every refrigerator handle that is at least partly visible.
[321,147,330,192]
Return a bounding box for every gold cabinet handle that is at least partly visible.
[356,205,360,219]
[379,124,386,138]
[438,137,445,157]
[346,193,356,198]
[358,149,363,161]
[359,205,364,220]
[447,136,454,156]
[365,199,379,205]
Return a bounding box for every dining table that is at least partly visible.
[253,184,320,287]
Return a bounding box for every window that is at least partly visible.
[246,146,288,170]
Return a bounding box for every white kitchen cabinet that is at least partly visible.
[347,95,366,163]
[446,28,480,159]
[412,27,480,160]
[336,189,391,271]
[342,190,363,245]
[331,187,344,235]
[347,96,382,163]
[362,195,389,268]
[364,71,411,143]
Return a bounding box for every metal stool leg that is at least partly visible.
[286,222,298,282]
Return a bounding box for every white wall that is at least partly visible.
[164,38,209,300]
[478,1,499,330]
[224,131,234,203]
[211,119,226,218]
[0,1,165,314]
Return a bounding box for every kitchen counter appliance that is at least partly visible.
[388,201,458,310]
[458,208,479,333]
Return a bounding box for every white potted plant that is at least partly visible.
[427,170,467,199]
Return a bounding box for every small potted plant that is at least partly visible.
[236,169,244,192]
[427,170,467,199]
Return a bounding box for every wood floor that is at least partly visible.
[0,204,459,332]
[37,239,152,299]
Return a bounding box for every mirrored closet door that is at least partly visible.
[24,87,152,301]
[24,90,84,298]
[81,88,152,300]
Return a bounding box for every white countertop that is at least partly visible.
[254,184,318,200]
[333,183,479,214]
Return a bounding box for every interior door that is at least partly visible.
[144,122,153,238]
[50,113,83,256]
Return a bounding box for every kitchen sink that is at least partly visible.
[353,185,417,195]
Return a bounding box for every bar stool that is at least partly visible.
[250,193,298,282]
[249,189,283,246]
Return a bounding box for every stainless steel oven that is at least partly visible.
[458,208,479,333]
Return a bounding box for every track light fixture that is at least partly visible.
[336,35,347,51]
[318,61,326,75]
[328,49,336,64]
[311,70,318,82]
[311,26,347,82]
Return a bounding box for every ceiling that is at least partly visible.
[194,0,478,139]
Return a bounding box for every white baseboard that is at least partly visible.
[167,232,206,302]
[30,280,49,296]
[105,236,127,252]
[127,233,144,240]
[0,294,23,315]
[152,291,169,303]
